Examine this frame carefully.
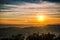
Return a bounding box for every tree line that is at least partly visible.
[0,32,60,40]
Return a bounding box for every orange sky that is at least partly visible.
[0,18,60,26]
[0,0,60,27]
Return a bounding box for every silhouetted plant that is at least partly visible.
[26,32,56,40]
[26,33,41,40]
[0,32,60,40]
[54,34,60,40]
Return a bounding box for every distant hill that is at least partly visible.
[45,24,60,33]
[0,27,42,38]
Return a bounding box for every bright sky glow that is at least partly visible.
[39,16,44,20]
[37,15,45,22]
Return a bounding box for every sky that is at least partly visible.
[0,0,60,25]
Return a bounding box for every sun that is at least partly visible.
[39,16,44,20]
[37,15,45,22]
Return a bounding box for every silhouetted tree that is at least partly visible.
[0,32,59,40]
[26,32,56,40]
[26,33,41,40]
[44,32,56,40]
[54,34,60,40]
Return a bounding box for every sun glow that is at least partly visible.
[37,15,45,22]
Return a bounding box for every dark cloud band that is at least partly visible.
[0,0,40,4]
[0,0,60,5]
[43,0,60,3]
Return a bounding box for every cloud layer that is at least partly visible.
[0,0,60,4]
[0,0,60,18]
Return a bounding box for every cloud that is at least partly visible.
[43,0,60,3]
[0,1,60,18]
[0,0,60,11]
[0,0,60,5]
[1,1,60,11]
[0,0,41,5]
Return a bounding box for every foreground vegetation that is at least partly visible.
[0,32,60,40]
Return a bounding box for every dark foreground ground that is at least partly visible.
[0,24,60,40]
[0,32,60,40]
